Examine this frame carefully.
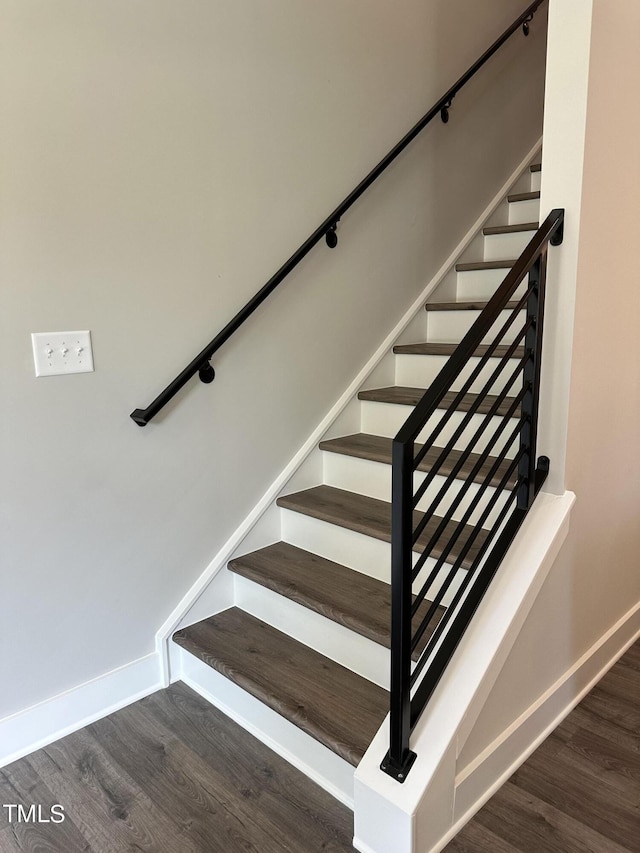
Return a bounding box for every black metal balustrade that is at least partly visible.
[130,0,546,426]
[380,209,565,782]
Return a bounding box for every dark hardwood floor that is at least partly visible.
[444,640,640,853]
[0,682,353,852]
[0,641,638,852]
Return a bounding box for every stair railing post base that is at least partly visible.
[380,748,417,783]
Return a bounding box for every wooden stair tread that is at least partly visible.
[393,342,525,358]
[319,433,517,489]
[228,541,445,659]
[277,485,489,570]
[173,607,388,766]
[455,259,516,272]
[483,221,539,235]
[507,190,540,203]
[425,300,522,312]
[358,385,520,417]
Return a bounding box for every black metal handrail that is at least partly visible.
[130,0,546,426]
[380,209,565,783]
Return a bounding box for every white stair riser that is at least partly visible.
[281,509,468,603]
[508,198,540,225]
[323,452,513,528]
[456,269,528,302]
[483,229,536,261]
[175,646,355,808]
[234,573,445,690]
[530,170,541,192]
[234,574,389,688]
[426,308,527,344]
[360,400,520,458]
[395,353,525,396]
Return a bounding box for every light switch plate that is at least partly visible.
[31,331,94,376]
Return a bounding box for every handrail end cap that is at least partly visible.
[130,409,149,427]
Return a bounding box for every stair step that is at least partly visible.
[277,485,489,570]
[393,342,525,358]
[228,541,445,659]
[530,163,541,172]
[319,433,517,489]
[173,607,388,766]
[507,190,540,203]
[455,259,516,272]
[483,221,538,235]
[425,300,522,312]
[358,386,520,418]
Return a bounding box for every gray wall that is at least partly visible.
[0,1,546,719]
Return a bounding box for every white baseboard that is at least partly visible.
[352,839,380,853]
[155,137,544,684]
[0,653,161,768]
[431,600,640,852]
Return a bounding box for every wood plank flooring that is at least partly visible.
[1,642,637,852]
[444,640,640,853]
[0,682,354,853]
[483,222,539,235]
[392,342,525,359]
[507,191,541,203]
[357,386,520,418]
[424,300,522,311]
[455,259,516,272]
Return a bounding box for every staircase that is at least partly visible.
[171,163,543,807]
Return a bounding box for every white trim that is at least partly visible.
[430,600,640,853]
[353,489,575,853]
[155,138,543,684]
[0,653,161,768]
[353,839,380,853]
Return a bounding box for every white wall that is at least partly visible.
[0,0,546,722]
[458,0,640,775]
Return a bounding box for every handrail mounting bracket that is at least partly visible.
[198,362,216,384]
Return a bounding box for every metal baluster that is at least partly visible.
[518,250,548,509]
[380,439,417,782]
